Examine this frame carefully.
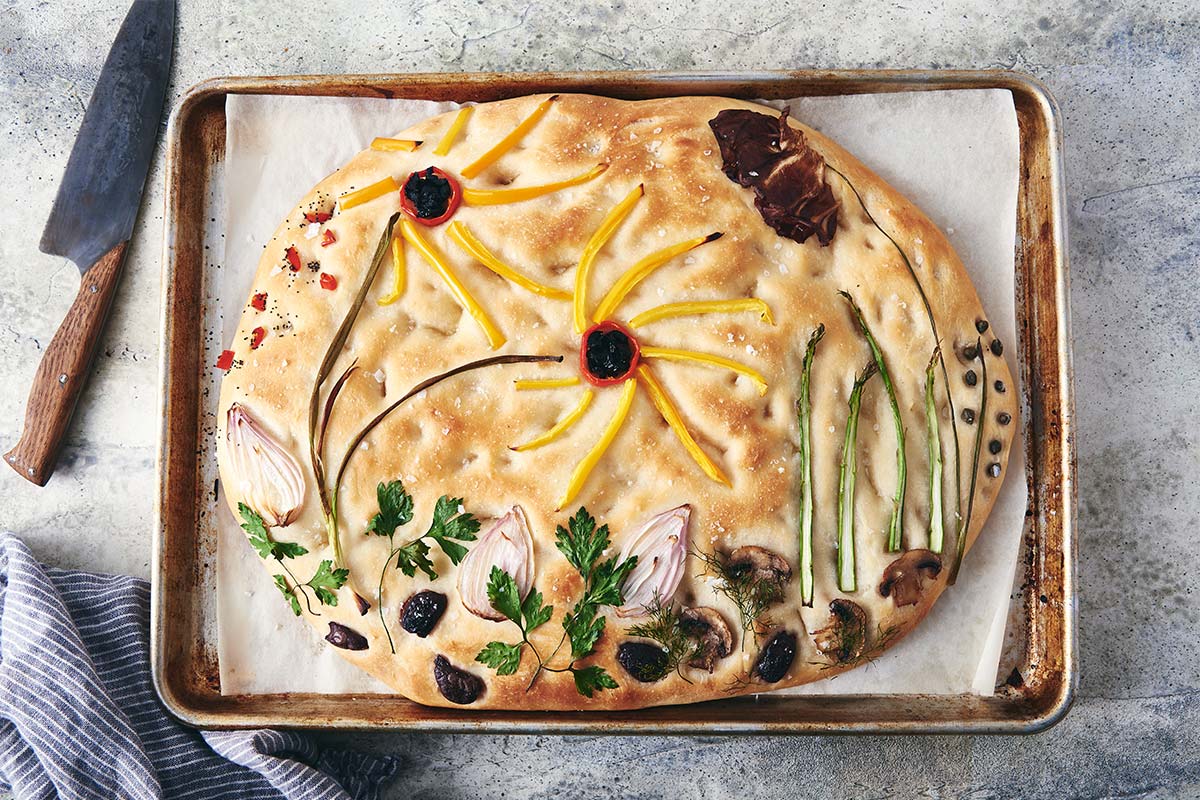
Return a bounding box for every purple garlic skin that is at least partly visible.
[225,403,305,527]
[616,504,691,618]
[458,506,535,620]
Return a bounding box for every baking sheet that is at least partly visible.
[215,89,1024,697]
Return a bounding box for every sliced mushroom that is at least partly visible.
[878,549,943,607]
[433,655,485,704]
[728,545,792,586]
[811,599,867,663]
[679,606,734,672]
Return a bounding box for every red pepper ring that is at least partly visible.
[580,321,640,387]
[399,166,462,227]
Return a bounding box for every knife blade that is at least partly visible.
[6,0,175,486]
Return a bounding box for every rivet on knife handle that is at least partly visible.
[5,240,128,486]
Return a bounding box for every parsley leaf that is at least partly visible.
[521,590,553,631]
[425,496,480,565]
[393,538,435,580]
[240,503,307,561]
[366,480,414,537]
[273,575,302,616]
[572,665,619,698]
[476,641,523,676]
[486,566,522,623]
[554,507,609,576]
[585,555,638,609]
[563,609,606,660]
[306,559,349,606]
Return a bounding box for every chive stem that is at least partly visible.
[925,347,945,553]
[837,361,877,592]
[797,324,825,606]
[950,339,987,583]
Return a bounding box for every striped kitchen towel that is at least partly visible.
[0,532,399,800]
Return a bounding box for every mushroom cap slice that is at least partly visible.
[679,606,734,672]
[728,545,792,586]
[812,598,868,663]
[878,549,943,607]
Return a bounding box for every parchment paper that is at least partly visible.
[216,89,1024,697]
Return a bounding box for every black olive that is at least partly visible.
[994,380,1006,393]
[990,339,1004,356]
[403,167,453,219]
[963,343,979,360]
[753,630,797,683]
[325,622,368,651]
[964,370,978,386]
[997,411,1012,426]
[585,327,635,380]
[975,319,989,333]
[987,463,1002,478]
[354,592,371,616]
[988,439,1003,455]
[617,641,670,682]
[400,590,448,638]
[433,655,485,704]
[961,408,976,424]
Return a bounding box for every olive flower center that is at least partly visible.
[580,321,640,386]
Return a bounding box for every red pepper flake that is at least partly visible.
[319,273,338,291]
[321,229,337,247]
[304,210,333,224]
[215,349,235,371]
[285,246,302,271]
[250,327,266,349]
[251,292,267,311]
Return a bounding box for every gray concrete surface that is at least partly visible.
[1,0,1198,797]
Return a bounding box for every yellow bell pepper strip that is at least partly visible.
[398,218,506,350]
[446,221,571,300]
[461,95,558,179]
[433,106,474,156]
[377,235,407,306]
[338,176,399,211]
[512,390,594,452]
[557,377,637,510]
[573,184,645,333]
[462,163,608,207]
[637,365,730,487]
[370,137,422,152]
[514,377,580,390]
[639,346,768,396]
[592,232,723,323]
[628,297,774,329]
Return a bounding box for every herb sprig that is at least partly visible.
[239,503,347,617]
[695,549,782,646]
[475,507,637,697]
[625,597,697,681]
[365,481,480,653]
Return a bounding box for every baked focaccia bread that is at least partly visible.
[216,93,1017,710]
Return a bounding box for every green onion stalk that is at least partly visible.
[797,324,825,607]
[837,361,877,592]
[925,348,945,553]
[840,291,906,552]
[950,339,987,584]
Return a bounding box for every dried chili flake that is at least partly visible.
[250,327,266,350]
[319,273,338,291]
[321,229,337,247]
[251,292,268,311]
[285,246,302,271]
[215,349,236,371]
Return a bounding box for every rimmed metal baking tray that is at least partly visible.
[153,70,1075,733]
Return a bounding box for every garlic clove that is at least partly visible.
[616,504,691,618]
[458,506,535,620]
[225,403,306,527]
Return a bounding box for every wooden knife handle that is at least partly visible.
[5,240,128,486]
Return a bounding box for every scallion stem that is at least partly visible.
[797,324,825,606]
[950,339,987,583]
[925,348,945,553]
[837,362,877,592]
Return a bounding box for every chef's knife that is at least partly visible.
[6,0,175,486]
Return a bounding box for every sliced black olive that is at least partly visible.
[354,592,371,616]
[325,621,368,651]
[433,655,485,704]
[964,370,978,386]
[754,630,796,683]
[990,339,1004,356]
[988,439,1002,455]
[617,641,671,683]
[994,379,1006,393]
[400,590,448,638]
[997,411,1012,425]
[963,343,979,360]
[962,408,976,424]
[975,319,989,333]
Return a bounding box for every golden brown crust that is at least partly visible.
[216,94,1017,710]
